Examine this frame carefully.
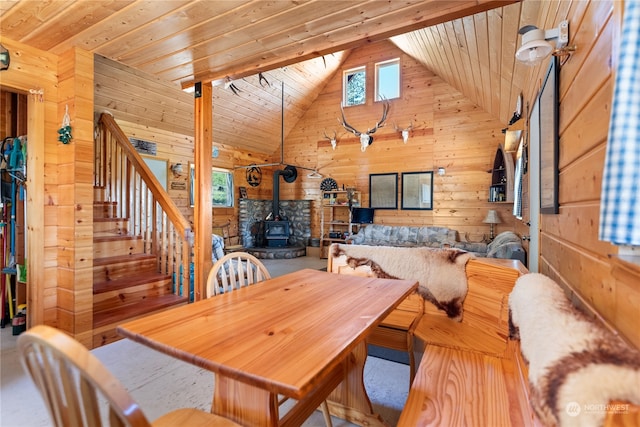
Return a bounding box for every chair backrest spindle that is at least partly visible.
[206,252,271,297]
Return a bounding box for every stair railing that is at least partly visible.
[95,112,193,299]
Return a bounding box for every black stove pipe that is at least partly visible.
[272,166,296,219]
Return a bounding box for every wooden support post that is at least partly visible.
[193,82,213,301]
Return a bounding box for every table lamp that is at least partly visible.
[483,210,501,241]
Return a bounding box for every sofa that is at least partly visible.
[346,224,525,263]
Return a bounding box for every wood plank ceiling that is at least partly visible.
[0,0,542,155]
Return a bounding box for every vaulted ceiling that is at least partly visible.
[1,0,544,155]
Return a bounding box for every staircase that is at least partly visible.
[91,192,188,347]
[91,113,193,348]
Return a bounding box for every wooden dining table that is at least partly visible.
[117,268,417,427]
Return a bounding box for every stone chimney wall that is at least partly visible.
[239,199,312,247]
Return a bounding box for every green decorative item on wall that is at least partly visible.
[58,105,72,144]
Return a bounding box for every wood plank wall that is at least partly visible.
[515,0,638,348]
[0,38,60,330]
[56,47,96,346]
[94,55,275,237]
[279,40,513,242]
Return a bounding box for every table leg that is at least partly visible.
[327,341,388,427]
[212,375,280,427]
[212,361,346,427]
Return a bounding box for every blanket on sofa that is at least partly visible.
[330,244,473,321]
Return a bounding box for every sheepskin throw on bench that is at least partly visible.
[330,244,473,320]
[509,273,640,427]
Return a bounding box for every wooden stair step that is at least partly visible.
[94,217,129,235]
[94,235,144,257]
[93,294,187,329]
[93,276,175,313]
[94,201,117,219]
[93,294,188,347]
[93,253,157,282]
[94,272,171,294]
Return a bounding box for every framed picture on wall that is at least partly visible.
[369,173,398,209]
[539,56,559,214]
[142,156,168,190]
[401,171,433,210]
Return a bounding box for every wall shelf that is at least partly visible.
[489,143,515,203]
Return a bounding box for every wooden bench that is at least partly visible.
[399,259,640,426]
[398,258,539,426]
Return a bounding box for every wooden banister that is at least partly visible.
[98,113,190,238]
[95,112,193,299]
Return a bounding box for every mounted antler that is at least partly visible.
[323,129,338,150]
[393,120,414,143]
[339,100,390,152]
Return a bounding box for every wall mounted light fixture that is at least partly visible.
[516,20,576,66]
[171,163,183,177]
[0,44,9,71]
[437,167,446,176]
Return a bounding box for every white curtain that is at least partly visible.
[599,0,640,245]
[513,140,524,220]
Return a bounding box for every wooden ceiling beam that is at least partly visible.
[180,0,519,89]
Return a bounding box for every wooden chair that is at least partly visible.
[17,325,241,427]
[205,253,333,426]
[205,251,272,297]
[212,222,244,254]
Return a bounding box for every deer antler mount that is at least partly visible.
[393,120,414,143]
[323,130,338,150]
[339,100,390,152]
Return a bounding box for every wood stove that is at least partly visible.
[263,220,290,247]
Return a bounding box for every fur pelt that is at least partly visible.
[331,244,473,321]
[509,273,640,427]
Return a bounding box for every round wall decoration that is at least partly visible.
[320,177,338,191]
[246,165,262,187]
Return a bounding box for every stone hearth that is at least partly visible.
[245,245,307,259]
[238,199,311,259]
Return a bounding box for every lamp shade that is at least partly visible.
[483,210,501,225]
[516,39,553,65]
